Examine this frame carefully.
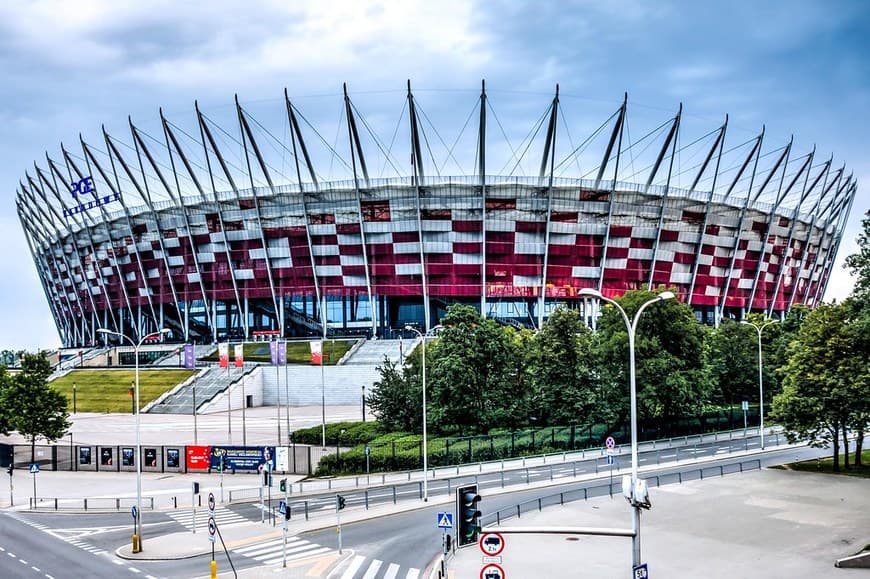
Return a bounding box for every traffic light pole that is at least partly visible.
[7,466,12,507]
[336,495,343,554]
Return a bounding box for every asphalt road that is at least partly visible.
[0,432,823,579]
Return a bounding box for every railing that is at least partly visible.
[483,458,763,527]
[29,496,155,512]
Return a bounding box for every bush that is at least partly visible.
[292,421,382,446]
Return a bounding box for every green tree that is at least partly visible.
[427,305,526,435]
[772,303,860,471]
[3,353,71,462]
[703,320,758,415]
[366,355,418,432]
[528,307,597,426]
[845,209,870,305]
[0,365,12,434]
[595,289,711,436]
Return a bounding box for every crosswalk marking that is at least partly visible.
[340,555,366,579]
[167,506,246,530]
[361,559,382,579]
[406,568,420,579]
[383,563,400,579]
[232,536,331,565]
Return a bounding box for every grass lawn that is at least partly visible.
[50,369,195,413]
[778,448,870,478]
[200,340,354,364]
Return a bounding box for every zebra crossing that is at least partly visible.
[337,555,420,579]
[232,536,331,566]
[167,506,248,531]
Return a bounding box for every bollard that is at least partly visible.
[132,533,140,554]
[211,559,217,578]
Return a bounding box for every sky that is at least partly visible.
[0,0,867,350]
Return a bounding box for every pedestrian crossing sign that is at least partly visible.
[437,512,453,529]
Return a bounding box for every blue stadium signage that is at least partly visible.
[63,176,120,217]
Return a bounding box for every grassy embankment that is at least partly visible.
[199,340,354,364]
[50,369,195,413]
[779,449,870,478]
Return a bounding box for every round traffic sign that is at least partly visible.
[480,563,505,579]
[605,436,616,449]
[479,532,505,556]
[207,517,217,536]
[208,492,216,511]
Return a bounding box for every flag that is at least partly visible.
[234,344,244,368]
[183,344,195,369]
[218,343,228,368]
[310,340,322,365]
[269,341,278,365]
[278,341,286,366]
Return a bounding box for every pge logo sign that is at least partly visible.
[70,176,95,197]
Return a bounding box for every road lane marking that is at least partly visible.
[384,563,400,579]
[340,555,366,579]
[361,559,382,579]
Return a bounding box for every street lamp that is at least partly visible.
[741,319,778,450]
[404,324,443,502]
[578,288,673,569]
[96,327,169,553]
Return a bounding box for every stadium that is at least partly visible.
[15,83,856,348]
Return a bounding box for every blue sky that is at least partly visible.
[1,0,867,350]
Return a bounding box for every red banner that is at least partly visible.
[186,445,211,470]
[234,344,244,368]
[218,343,228,368]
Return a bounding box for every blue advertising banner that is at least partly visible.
[183,344,195,369]
[210,446,276,472]
[269,341,277,365]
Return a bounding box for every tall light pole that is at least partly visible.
[404,324,442,502]
[579,288,673,569]
[741,319,777,450]
[96,327,169,553]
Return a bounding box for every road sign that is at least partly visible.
[742,400,749,411]
[207,492,216,512]
[606,455,615,466]
[605,436,615,449]
[480,562,505,579]
[437,512,454,529]
[479,532,505,556]
[131,505,138,520]
[278,500,287,515]
[29,464,39,474]
[633,563,649,578]
[207,516,216,543]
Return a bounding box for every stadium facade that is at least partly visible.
[15,84,856,347]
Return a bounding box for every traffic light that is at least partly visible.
[192,482,200,495]
[263,470,272,487]
[456,484,481,547]
[336,494,346,511]
[284,506,291,520]
[279,478,287,492]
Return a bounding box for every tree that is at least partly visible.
[703,320,758,420]
[427,305,527,435]
[595,289,711,437]
[845,209,870,306]
[366,355,419,432]
[772,303,861,471]
[2,353,70,462]
[0,365,12,435]
[528,307,597,426]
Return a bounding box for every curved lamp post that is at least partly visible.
[96,327,169,553]
[578,288,674,569]
[740,319,778,450]
[404,324,443,502]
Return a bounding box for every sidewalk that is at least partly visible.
[448,468,870,579]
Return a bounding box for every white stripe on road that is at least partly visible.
[384,563,400,579]
[341,555,366,579]
[405,568,420,579]
[260,547,330,565]
[362,559,382,579]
